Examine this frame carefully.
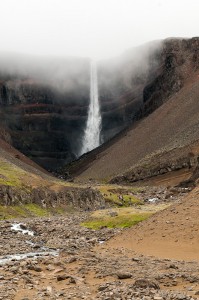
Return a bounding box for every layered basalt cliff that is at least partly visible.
[0,57,90,171]
[0,38,198,172]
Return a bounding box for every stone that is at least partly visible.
[57,274,70,281]
[69,277,76,284]
[32,266,42,272]
[133,279,160,289]
[195,291,199,295]
[176,295,187,300]
[132,257,140,262]
[116,272,132,279]
[98,285,108,291]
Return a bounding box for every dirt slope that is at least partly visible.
[73,71,199,183]
[102,185,199,261]
[0,139,105,212]
[0,137,50,175]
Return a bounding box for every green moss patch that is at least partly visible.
[0,160,25,187]
[97,185,144,207]
[0,203,70,220]
[0,204,48,219]
[82,211,152,229]
[23,204,49,217]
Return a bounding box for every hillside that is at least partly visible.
[70,66,199,185]
[102,183,199,261]
[0,138,105,218]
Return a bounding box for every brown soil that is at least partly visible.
[130,168,192,187]
[102,185,199,261]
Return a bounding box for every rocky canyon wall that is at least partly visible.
[0,38,198,172]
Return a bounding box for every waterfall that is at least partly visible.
[80,60,101,155]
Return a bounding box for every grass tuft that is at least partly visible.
[97,185,144,207]
[0,204,70,220]
[82,211,152,229]
[0,160,25,187]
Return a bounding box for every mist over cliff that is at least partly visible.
[0,53,90,102]
[0,39,162,100]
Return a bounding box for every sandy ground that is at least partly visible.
[102,185,199,261]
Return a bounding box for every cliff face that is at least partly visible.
[0,56,91,171]
[0,38,198,172]
[99,38,199,142]
[0,81,88,170]
[143,38,199,115]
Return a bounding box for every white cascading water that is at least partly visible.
[80,60,101,155]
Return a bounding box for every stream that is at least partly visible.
[0,223,59,266]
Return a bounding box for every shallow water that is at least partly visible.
[11,223,35,236]
[0,223,59,265]
[0,250,59,266]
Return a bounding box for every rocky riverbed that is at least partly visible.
[1,209,199,300]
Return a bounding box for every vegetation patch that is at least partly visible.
[0,203,70,220]
[23,204,49,217]
[82,207,152,229]
[97,185,144,207]
[82,202,170,230]
[0,160,25,187]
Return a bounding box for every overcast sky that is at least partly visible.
[1,0,198,59]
